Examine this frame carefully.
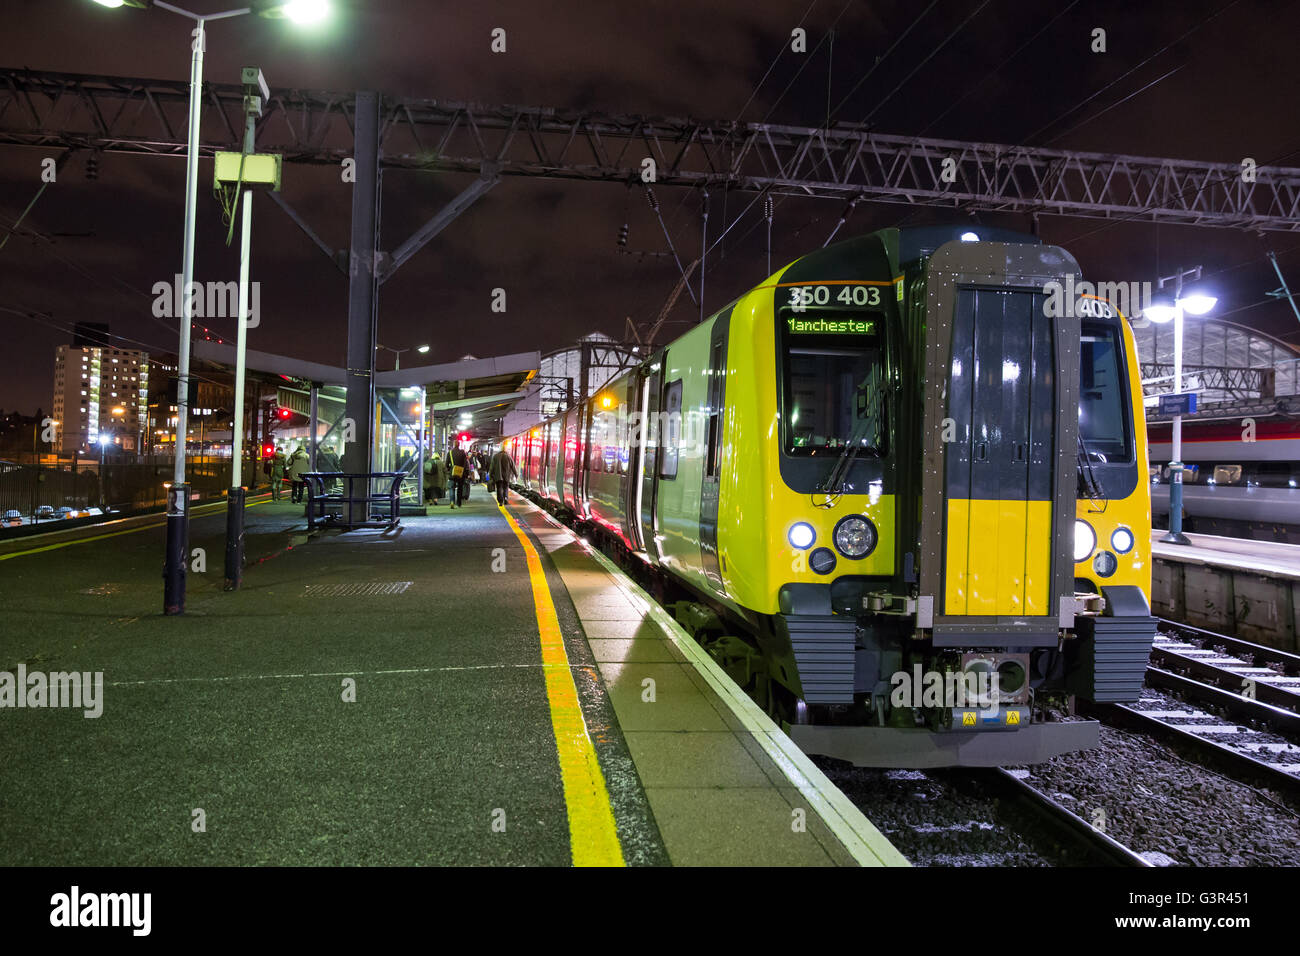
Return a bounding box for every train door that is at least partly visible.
[619,375,640,547]
[916,250,1079,661]
[563,408,579,510]
[544,419,560,499]
[699,318,730,590]
[944,287,1056,618]
[636,362,664,557]
[577,401,592,516]
[914,242,1080,650]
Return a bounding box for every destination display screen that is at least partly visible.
[785,316,876,335]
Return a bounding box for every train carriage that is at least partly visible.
[509,224,1157,767]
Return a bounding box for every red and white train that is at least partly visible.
[1149,412,1300,542]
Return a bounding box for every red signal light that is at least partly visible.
[262,443,274,457]
[277,407,291,420]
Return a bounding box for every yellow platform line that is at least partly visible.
[526,505,908,867]
[498,502,625,867]
[0,496,269,563]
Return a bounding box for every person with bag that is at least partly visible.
[488,446,518,506]
[286,445,311,504]
[448,444,470,508]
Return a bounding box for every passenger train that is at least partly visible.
[504,225,1157,767]
[1149,415,1300,543]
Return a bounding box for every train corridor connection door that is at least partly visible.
[944,287,1055,619]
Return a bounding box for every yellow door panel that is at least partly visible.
[966,499,1002,615]
[1024,500,1052,615]
[995,498,1027,615]
[944,498,969,615]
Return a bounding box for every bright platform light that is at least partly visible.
[1179,293,1217,315]
[280,0,330,23]
[960,232,979,242]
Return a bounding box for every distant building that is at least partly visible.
[51,343,149,454]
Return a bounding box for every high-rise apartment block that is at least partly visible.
[51,344,150,454]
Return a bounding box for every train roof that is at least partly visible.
[787,224,1043,282]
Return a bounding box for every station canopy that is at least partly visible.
[192,340,539,435]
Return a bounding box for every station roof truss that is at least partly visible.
[5,68,1300,232]
[1136,318,1300,421]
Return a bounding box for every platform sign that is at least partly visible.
[1157,392,1198,416]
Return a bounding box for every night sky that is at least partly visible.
[2,0,1299,414]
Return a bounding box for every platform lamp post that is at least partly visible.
[376,343,430,371]
[221,67,283,591]
[88,0,330,613]
[1143,266,1217,546]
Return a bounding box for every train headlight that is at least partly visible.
[788,522,816,550]
[1111,527,1134,554]
[1073,520,1096,563]
[833,515,877,559]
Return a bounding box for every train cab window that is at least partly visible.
[1079,323,1133,463]
[659,379,683,479]
[780,318,886,456]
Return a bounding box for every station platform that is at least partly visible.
[1150,531,1300,652]
[0,487,904,867]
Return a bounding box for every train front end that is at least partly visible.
[770,227,1157,766]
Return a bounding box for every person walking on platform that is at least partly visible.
[488,446,518,506]
[268,447,287,501]
[318,443,341,494]
[448,444,470,508]
[423,453,446,505]
[287,445,311,504]
[431,453,447,504]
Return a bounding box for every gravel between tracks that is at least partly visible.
[814,762,1062,866]
[1017,725,1300,866]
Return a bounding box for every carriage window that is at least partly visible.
[658,379,683,479]
[1212,464,1242,485]
[1079,324,1133,463]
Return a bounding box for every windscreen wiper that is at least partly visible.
[815,378,879,505]
[1077,433,1105,500]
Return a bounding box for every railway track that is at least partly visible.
[1087,621,1300,797]
[1151,619,1300,713]
[979,768,1150,866]
[815,763,1150,866]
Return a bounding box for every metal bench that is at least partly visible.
[303,472,406,530]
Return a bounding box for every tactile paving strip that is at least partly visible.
[302,581,413,596]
